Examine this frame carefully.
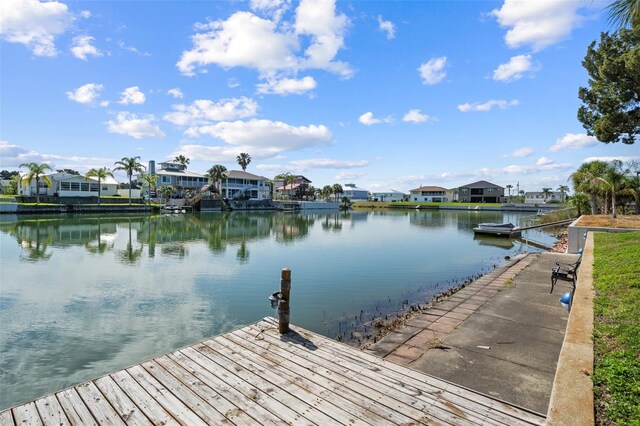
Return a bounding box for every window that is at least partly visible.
[462,188,468,194]
[70,182,80,191]
[487,188,494,194]
[61,182,70,190]
[81,183,90,191]
[90,183,99,192]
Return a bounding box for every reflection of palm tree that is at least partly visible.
[20,221,53,262]
[84,219,113,254]
[236,240,249,263]
[117,219,143,264]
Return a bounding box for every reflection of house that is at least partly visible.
[370,189,406,202]
[409,186,448,202]
[458,181,504,203]
[274,175,312,199]
[525,191,563,204]
[342,183,369,201]
[18,171,119,197]
[221,170,270,201]
[149,161,207,196]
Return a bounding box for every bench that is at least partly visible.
[550,255,582,309]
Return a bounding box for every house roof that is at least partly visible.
[155,169,206,178]
[409,186,447,192]
[225,170,268,180]
[276,183,302,191]
[371,189,406,195]
[460,180,503,189]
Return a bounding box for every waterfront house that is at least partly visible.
[274,175,312,200]
[458,180,504,203]
[221,170,271,201]
[18,171,119,197]
[370,189,406,202]
[342,183,369,201]
[409,186,448,202]
[149,161,208,197]
[525,191,564,204]
[446,188,458,202]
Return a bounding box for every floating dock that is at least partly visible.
[0,317,544,425]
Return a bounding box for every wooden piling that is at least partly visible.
[278,268,291,334]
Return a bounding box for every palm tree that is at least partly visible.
[173,155,190,169]
[332,183,344,202]
[113,156,145,205]
[236,153,251,171]
[140,173,157,199]
[568,192,590,217]
[607,0,640,28]
[596,160,636,218]
[84,168,114,205]
[541,187,552,202]
[158,185,175,203]
[557,185,570,202]
[206,164,227,195]
[570,160,610,214]
[506,184,513,200]
[19,162,52,203]
[321,185,332,201]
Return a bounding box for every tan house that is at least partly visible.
[458,180,504,203]
[409,186,448,202]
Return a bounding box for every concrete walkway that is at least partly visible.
[365,251,580,415]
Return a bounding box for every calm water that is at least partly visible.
[0,209,557,409]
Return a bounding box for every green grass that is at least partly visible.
[593,232,640,425]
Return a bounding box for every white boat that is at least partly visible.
[473,222,521,237]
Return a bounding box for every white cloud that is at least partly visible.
[80,10,91,19]
[70,35,102,60]
[511,147,534,157]
[549,133,598,152]
[177,1,352,79]
[119,86,146,105]
[457,99,519,112]
[582,156,640,164]
[256,76,317,95]
[185,119,332,155]
[0,140,112,169]
[336,171,366,180]
[290,158,369,170]
[66,83,104,105]
[106,112,165,139]
[402,109,429,123]
[377,15,395,40]
[167,88,184,99]
[164,97,259,126]
[493,54,535,82]
[418,56,447,85]
[116,40,151,57]
[536,156,553,166]
[0,0,74,56]
[358,112,393,126]
[250,0,291,22]
[491,0,586,51]
[228,78,241,88]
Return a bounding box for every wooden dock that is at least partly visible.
[0,317,545,425]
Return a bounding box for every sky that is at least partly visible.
[1,0,638,194]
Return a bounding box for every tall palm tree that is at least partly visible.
[332,183,344,202]
[568,192,590,217]
[19,162,52,203]
[236,153,251,171]
[541,187,552,202]
[607,0,640,28]
[505,184,513,200]
[173,155,190,169]
[557,185,570,202]
[84,167,114,205]
[113,156,145,205]
[321,185,332,201]
[206,164,227,195]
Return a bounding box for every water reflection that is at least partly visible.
[0,212,318,265]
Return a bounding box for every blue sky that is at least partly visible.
[1,0,638,193]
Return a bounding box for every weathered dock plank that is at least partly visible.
[1,318,546,426]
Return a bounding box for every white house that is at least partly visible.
[525,191,564,204]
[221,170,271,201]
[341,183,369,201]
[19,171,119,197]
[409,186,448,202]
[370,189,406,202]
